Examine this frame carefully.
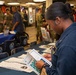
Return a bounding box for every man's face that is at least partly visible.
[12,7,15,12]
[6,10,10,14]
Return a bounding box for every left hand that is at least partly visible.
[43,53,52,61]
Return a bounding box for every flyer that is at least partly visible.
[24,49,52,75]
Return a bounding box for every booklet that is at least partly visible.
[24,49,52,75]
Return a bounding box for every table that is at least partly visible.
[0,34,15,44]
[0,41,51,75]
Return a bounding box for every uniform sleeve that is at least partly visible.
[38,14,43,23]
[4,15,7,20]
[45,46,76,75]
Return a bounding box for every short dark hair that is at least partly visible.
[12,6,17,10]
[45,2,74,21]
[6,9,10,11]
[53,0,66,3]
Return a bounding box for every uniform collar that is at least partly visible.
[56,22,76,47]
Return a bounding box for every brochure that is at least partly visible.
[24,49,52,75]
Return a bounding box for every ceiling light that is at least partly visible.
[33,0,46,2]
[7,2,20,5]
[26,2,35,5]
[70,4,74,6]
[0,1,5,5]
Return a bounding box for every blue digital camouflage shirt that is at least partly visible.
[12,11,24,32]
[45,22,76,75]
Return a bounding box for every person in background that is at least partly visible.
[11,6,25,44]
[41,20,54,42]
[36,2,76,75]
[4,9,13,30]
[17,6,21,13]
[36,8,43,41]
[22,8,28,29]
[0,7,5,32]
[73,8,76,22]
[11,6,24,33]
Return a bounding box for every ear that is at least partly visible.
[54,17,61,25]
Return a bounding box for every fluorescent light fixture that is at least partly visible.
[7,2,20,5]
[70,4,74,6]
[33,0,46,2]
[26,2,35,5]
[0,1,4,5]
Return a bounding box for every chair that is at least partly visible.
[4,39,15,55]
[0,52,9,60]
[11,46,24,55]
[0,43,4,53]
[23,32,29,40]
[0,24,4,32]
[15,32,29,43]
[19,36,28,46]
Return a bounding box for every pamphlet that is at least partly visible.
[0,57,33,73]
[24,49,52,75]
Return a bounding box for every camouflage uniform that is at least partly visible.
[4,14,13,30]
[36,12,43,41]
[0,12,5,32]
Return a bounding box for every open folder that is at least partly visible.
[24,49,52,75]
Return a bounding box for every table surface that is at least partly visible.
[0,41,51,75]
[0,34,15,44]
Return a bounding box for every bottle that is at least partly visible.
[4,26,9,36]
[6,26,9,34]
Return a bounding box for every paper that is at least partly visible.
[39,45,52,49]
[39,43,55,49]
[26,49,39,53]
[42,48,51,53]
[48,43,55,46]
[0,61,32,72]
[25,49,32,53]
[24,49,52,75]
[10,31,16,34]
[0,57,33,73]
[39,45,47,49]
[0,32,3,35]
[24,53,41,75]
[18,54,27,59]
[5,57,24,64]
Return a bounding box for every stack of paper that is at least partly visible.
[0,57,33,73]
